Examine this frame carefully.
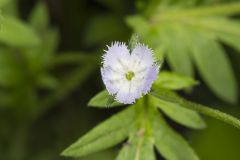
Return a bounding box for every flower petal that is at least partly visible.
[131,44,154,69]
[141,65,159,94]
[101,67,124,94]
[102,42,130,70]
[115,80,141,104]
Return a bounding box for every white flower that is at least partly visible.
[101,42,159,104]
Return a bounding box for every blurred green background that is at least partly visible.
[0,0,240,159]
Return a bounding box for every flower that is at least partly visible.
[101,42,159,104]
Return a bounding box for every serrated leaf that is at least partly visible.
[153,113,199,160]
[116,133,155,160]
[62,105,136,157]
[154,71,198,90]
[190,32,237,104]
[0,16,40,47]
[88,90,123,108]
[29,1,49,31]
[150,95,206,129]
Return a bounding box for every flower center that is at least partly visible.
[125,71,135,81]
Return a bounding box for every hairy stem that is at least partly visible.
[150,89,240,130]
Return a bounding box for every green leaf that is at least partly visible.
[29,1,49,31]
[126,16,151,43]
[36,74,59,90]
[164,25,194,77]
[128,10,240,104]
[1,0,18,17]
[217,33,240,53]
[88,90,123,108]
[0,48,24,87]
[150,95,206,129]
[154,71,198,90]
[62,105,136,157]
[37,29,59,65]
[24,28,59,72]
[150,87,240,130]
[190,32,237,104]
[153,113,199,160]
[0,0,10,8]
[116,133,155,160]
[154,2,240,20]
[0,16,40,47]
[187,18,240,37]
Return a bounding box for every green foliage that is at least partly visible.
[0,48,24,87]
[0,0,9,8]
[63,72,206,159]
[88,90,122,108]
[164,25,194,77]
[191,117,240,160]
[218,33,240,52]
[0,1,60,110]
[29,1,49,32]
[150,87,240,129]
[150,96,206,129]
[63,92,205,159]
[154,71,198,90]
[62,63,240,159]
[1,0,240,160]
[116,132,155,160]
[62,105,137,157]
[190,32,237,103]
[0,16,40,47]
[153,113,199,160]
[127,2,240,103]
[0,1,101,158]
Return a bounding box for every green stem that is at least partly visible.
[180,100,240,129]
[150,89,240,130]
[153,2,240,21]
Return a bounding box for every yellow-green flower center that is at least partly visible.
[125,71,135,81]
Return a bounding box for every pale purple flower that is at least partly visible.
[101,42,159,104]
